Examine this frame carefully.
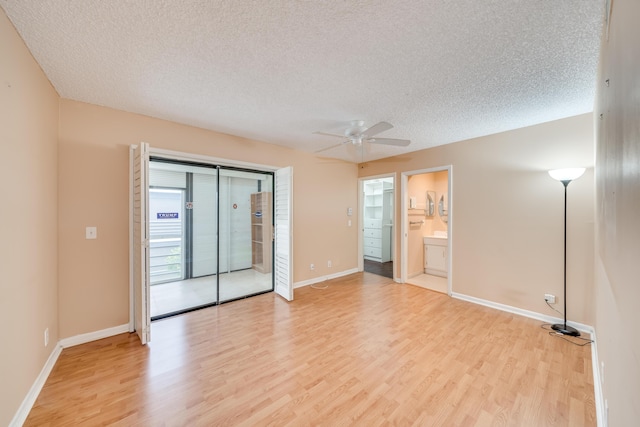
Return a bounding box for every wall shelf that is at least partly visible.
[251,192,272,273]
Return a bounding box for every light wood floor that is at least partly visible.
[25,272,596,426]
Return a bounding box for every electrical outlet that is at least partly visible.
[310,263,315,271]
[86,226,97,239]
[544,293,556,304]
[44,328,49,347]
[328,260,332,268]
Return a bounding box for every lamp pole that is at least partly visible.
[548,167,585,337]
[549,168,585,337]
[550,180,580,336]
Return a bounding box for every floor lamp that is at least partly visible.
[548,168,585,337]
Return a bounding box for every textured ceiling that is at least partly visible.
[1,1,604,162]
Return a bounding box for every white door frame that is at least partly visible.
[400,165,453,295]
[130,145,294,335]
[358,173,397,281]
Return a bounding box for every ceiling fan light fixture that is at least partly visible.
[313,120,410,154]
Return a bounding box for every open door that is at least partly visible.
[132,143,151,344]
[274,166,293,301]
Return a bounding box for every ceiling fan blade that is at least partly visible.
[314,142,345,153]
[368,138,411,147]
[363,121,393,137]
[313,131,345,139]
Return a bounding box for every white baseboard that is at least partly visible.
[59,323,130,349]
[9,344,62,427]
[10,324,131,426]
[12,297,604,426]
[451,292,594,333]
[590,328,605,427]
[451,291,603,426]
[294,268,359,289]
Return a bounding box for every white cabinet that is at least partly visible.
[424,236,447,277]
[364,179,393,262]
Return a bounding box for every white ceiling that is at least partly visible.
[2,1,605,162]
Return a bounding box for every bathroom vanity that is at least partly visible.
[424,232,448,277]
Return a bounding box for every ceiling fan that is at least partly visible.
[314,120,411,153]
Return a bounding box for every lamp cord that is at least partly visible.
[540,324,593,346]
[545,299,563,316]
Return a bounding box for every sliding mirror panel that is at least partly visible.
[148,160,274,319]
[219,169,273,303]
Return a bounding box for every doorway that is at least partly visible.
[148,159,274,319]
[401,167,452,294]
[131,143,293,345]
[361,176,395,279]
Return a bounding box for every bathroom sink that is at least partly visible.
[423,234,447,246]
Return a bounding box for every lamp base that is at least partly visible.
[551,324,580,337]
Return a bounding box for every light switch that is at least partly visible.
[86,226,97,239]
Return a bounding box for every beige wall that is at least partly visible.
[7,0,638,424]
[0,9,59,426]
[360,114,595,326]
[58,99,359,338]
[594,0,640,424]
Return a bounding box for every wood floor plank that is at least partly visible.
[24,272,596,426]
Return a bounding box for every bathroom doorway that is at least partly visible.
[401,167,451,294]
[361,176,395,279]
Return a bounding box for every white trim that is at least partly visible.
[357,179,364,273]
[294,268,359,289]
[451,292,594,333]
[400,165,453,295]
[358,173,397,280]
[58,324,130,349]
[130,144,289,327]
[10,323,130,426]
[11,296,601,426]
[451,291,603,426]
[148,146,279,172]
[590,329,605,427]
[128,145,135,332]
[9,344,62,427]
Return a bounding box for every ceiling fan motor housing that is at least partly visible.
[345,120,366,144]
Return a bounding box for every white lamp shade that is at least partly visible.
[548,168,586,182]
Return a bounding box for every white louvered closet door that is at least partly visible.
[132,143,151,344]
[274,167,293,301]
